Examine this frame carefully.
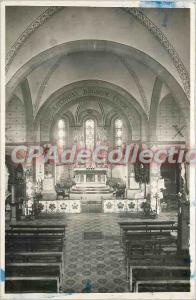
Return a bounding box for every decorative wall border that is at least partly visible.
[103,199,145,213]
[38,200,81,214]
[124,8,190,99]
[6,7,190,98]
[6,6,64,71]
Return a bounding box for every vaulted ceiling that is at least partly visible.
[6,7,190,124]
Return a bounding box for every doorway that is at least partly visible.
[160,162,180,210]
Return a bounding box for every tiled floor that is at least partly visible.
[62,213,128,293]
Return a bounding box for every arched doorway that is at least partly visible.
[160,161,181,211]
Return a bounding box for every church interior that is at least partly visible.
[4,6,191,293]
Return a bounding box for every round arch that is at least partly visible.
[77,109,103,127]
[6,7,189,98]
[33,80,147,142]
[6,40,189,124]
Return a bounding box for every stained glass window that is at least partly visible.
[85,119,95,149]
[115,119,123,147]
[57,119,66,146]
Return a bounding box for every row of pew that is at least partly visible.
[118,220,190,292]
[5,223,66,293]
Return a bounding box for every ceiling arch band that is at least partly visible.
[6,6,189,98]
[123,8,190,98]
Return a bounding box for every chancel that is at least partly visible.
[4,6,191,294]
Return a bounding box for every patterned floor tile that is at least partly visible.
[62,213,129,292]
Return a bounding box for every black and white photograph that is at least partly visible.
[0,1,195,298]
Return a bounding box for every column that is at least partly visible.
[54,163,56,185]
[104,174,106,184]
[5,165,9,194]
[95,174,98,183]
[127,163,132,189]
[150,164,161,214]
[25,167,34,217]
[10,184,17,221]
[35,157,44,185]
[84,173,86,183]
[177,197,190,253]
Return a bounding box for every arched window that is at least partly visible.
[85,119,95,149]
[114,119,123,147]
[57,119,66,146]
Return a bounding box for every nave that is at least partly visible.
[4,6,191,295]
[5,211,190,293]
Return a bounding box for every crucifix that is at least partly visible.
[172,125,186,139]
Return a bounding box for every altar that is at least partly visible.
[74,167,107,186]
[70,167,113,200]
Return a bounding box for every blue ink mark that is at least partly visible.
[140,1,176,8]
[63,288,75,295]
[191,272,196,279]
[0,269,5,282]
[82,279,92,293]
[162,12,169,27]
[184,257,191,264]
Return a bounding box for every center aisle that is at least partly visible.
[62,213,128,293]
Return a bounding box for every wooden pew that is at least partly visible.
[5,261,63,292]
[135,279,190,292]
[6,229,65,237]
[5,237,64,252]
[119,220,176,231]
[6,228,65,249]
[119,220,176,227]
[126,253,189,281]
[6,226,66,252]
[124,231,177,256]
[9,224,67,228]
[129,265,190,292]
[6,262,63,278]
[118,221,177,244]
[5,276,60,293]
[5,226,66,293]
[5,251,64,266]
[9,224,66,236]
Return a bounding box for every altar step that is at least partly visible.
[71,190,112,194]
[81,200,103,213]
[70,192,113,200]
[72,186,110,190]
[71,186,112,195]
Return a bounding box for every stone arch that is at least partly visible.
[105,110,132,143]
[111,114,130,147]
[6,7,189,97]
[98,102,105,123]
[50,110,75,132]
[6,40,189,129]
[77,109,103,127]
[49,112,74,144]
[123,8,189,98]
[105,111,118,128]
[34,80,147,142]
